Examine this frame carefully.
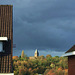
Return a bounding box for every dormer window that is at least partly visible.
[0,37,8,52]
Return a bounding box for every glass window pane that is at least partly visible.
[0,42,3,52]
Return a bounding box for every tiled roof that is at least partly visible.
[65,45,75,53]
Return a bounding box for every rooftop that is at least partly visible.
[65,45,75,53]
[62,45,75,57]
[0,5,13,6]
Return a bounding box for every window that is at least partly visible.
[0,41,3,52]
[0,37,8,52]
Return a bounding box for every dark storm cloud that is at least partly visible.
[14,0,75,23]
[0,0,75,51]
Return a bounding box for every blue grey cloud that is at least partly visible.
[0,0,75,52]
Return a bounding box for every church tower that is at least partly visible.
[34,49,39,57]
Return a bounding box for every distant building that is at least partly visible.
[29,56,36,59]
[34,49,39,58]
[29,49,39,59]
[12,56,19,60]
[62,45,75,75]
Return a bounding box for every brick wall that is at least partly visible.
[68,56,75,75]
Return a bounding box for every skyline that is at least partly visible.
[13,49,65,57]
[0,0,75,56]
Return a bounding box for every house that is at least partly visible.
[62,45,75,75]
[0,5,14,74]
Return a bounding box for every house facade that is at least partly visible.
[62,45,75,75]
[0,5,13,73]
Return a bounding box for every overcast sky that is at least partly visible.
[0,0,75,56]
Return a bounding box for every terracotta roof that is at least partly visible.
[65,45,75,53]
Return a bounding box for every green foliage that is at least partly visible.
[46,54,52,58]
[39,55,45,59]
[14,70,19,75]
[58,57,68,69]
[37,66,45,74]
[19,68,31,75]
[56,70,65,75]
[55,56,59,58]
[50,63,55,69]
[13,54,68,75]
[44,69,50,75]
[19,55,21,59]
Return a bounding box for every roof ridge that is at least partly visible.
[65,45,75,53]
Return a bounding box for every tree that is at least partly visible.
[44,69,50,75]
[46,54,52,58]
[46,69,56,75]
[39,55,45,59]
[50,63,55,69]
[19,55,21,58]
[21,50,25,58]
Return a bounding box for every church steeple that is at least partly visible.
[34,49,39,57]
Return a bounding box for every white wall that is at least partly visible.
[0,73,14,75]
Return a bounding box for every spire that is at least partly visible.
[35,49,38,53]
[34,49,39,57]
